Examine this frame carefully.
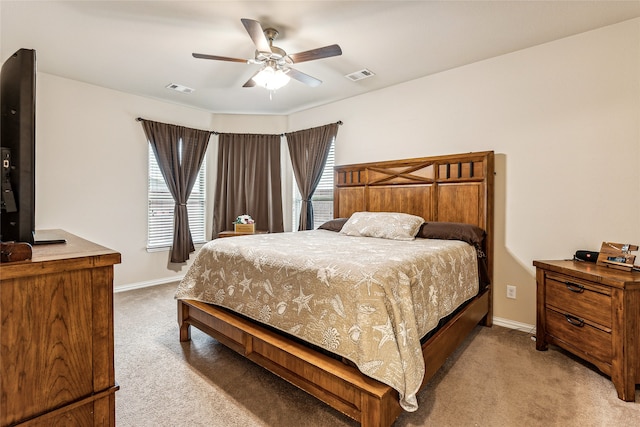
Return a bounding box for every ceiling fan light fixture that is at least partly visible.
[252,65,290,90]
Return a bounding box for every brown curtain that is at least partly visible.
[286,123,339,230]
[213,133,284,237]
[141,120,211,263]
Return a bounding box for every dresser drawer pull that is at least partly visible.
[565,314,585,327]
[565,282,585,293]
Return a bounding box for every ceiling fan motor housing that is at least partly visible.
[256,45,287,62]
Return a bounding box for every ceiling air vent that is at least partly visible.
[165,83,194,94]
[344,69,375,82]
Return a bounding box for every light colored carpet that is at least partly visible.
[114,283,640,426]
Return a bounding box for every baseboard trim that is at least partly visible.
[493,316,536,334]
[114,276,184,293]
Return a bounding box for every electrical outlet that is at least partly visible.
[506,285,517,299]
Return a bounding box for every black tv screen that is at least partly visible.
[0,48,36,244]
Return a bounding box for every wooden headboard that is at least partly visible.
[334,151,495,279]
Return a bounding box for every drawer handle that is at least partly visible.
[564,314,585,327]
[565,282,585,293]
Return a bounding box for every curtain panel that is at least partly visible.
[213,133,284,238]
[141,120,211,263]
[285,123,339,230]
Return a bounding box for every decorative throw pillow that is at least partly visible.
[339,212,425,241]
[416,221,490,285]
[317,218,349,232]
[416,222,486,248]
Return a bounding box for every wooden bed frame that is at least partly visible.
[178,151,495,426]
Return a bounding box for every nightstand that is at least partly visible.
[534,259,640,402]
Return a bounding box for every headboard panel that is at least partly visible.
[334,151,495,278]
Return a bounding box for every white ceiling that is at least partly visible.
[2,1,639,115]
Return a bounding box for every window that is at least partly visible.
[292,141,335,230]
[147,143,207,249]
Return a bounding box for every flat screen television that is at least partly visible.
[1,48,36,244]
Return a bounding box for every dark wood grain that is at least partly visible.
[545,272,612,328]
[0,230,120,426]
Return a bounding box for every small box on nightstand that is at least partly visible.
[234,223,255,233]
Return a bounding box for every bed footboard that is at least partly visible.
[178,298,402,426]
[177,287,490,427]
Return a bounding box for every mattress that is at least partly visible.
[175,229,479,411]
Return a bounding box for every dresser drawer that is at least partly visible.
[545,272,611,328]
[545,307,612,362]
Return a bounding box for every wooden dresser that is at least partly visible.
[534,259,640,401]
[1,230,121,426]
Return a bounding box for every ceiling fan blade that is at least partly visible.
[288,44,342,64]
[192,53,247,63]
[242,69,261,87]
[241,18,272,53]
[287,68,322,87]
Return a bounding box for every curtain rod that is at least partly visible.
[136,117,219,134]
[136,117,342,136]
[278,121,343,137]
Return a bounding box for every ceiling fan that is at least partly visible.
[192,18,342,90]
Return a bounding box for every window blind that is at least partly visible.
[147,144,206,249]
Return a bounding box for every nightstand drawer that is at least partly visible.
[546,308,612,362]
[545,272,611,328]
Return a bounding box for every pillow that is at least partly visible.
[416,222,486,249]
[417,221,490,287]
[339,212,425,241]
[317,218,349,232]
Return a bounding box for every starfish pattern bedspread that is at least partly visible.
[175,230,479,411]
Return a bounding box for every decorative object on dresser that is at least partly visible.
[177,150,495,427]
[534,259,640,402]
[595,241,638,272]
[0,230,121,426]
[0,241,32,263]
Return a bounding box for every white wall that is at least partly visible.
[35,75,289,289]
[289,18,640,327]
[33,19,639,326]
